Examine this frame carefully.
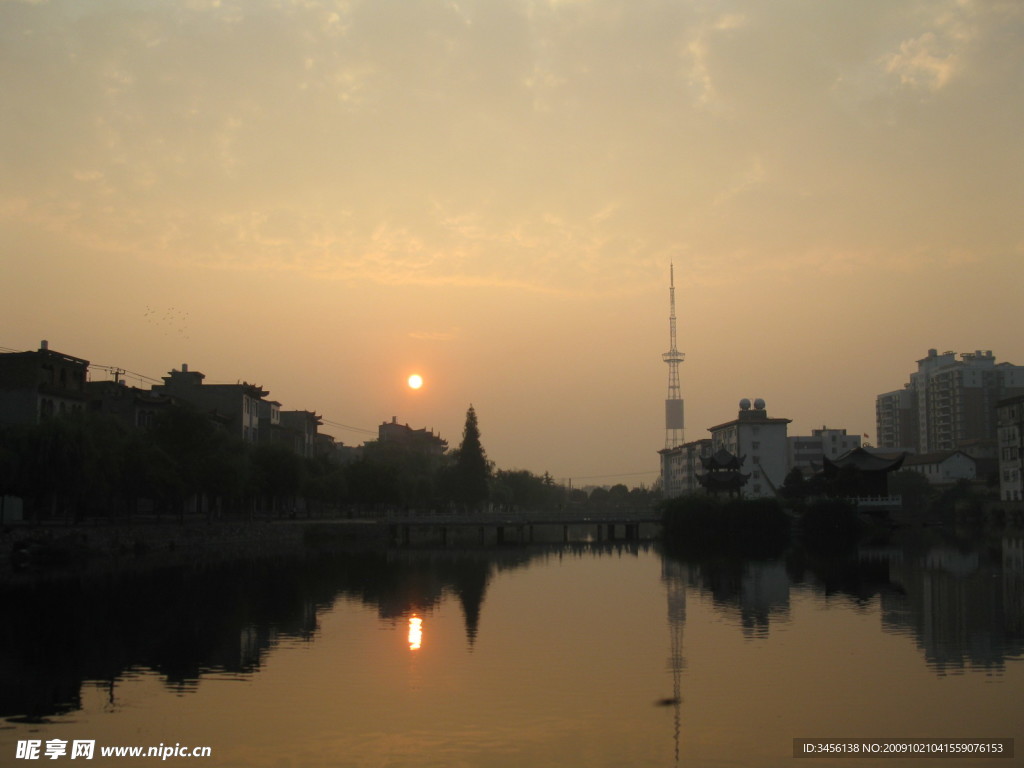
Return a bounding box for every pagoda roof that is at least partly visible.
[903,450,974,467]
[823,447,905,474]
[701,449,746,470]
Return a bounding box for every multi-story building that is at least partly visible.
[86,379,176,429]
[659,438,712,498]
[707,399,791,498]
[151,364,267,443]
[876,349,1024,454]
[280,410,324,458]
[376,416,448,456]
[257,399,282,439]
[0,341,90,425]
[875,388,917,453]
[788,427,862,471]
[997,395,1024,502]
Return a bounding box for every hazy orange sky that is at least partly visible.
[2,0,1022,486]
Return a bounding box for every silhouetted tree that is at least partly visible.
[451,405,491,512]
[344,455,401,509]
[12,413,127,522]
[888,469,933,514]
[0,433,17,524]
[249,443,304,516]
[607,483,630,508]
[149,404,242,520]
[492,469,562,513]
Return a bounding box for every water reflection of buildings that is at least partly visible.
[877,537,1024,674]
[662,536,1024,673]
[679,559,791,638]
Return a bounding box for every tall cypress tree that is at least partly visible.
[454,404,491,511]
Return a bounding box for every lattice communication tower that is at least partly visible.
[663,263,685,448]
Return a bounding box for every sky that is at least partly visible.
[2,0,1022,487]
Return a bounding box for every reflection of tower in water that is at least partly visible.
[662,558,687,766]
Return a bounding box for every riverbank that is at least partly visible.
[0,519,395,583]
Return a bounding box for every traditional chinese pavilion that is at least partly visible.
[697,449,750,497]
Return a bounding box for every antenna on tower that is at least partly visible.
[663,262,685,448]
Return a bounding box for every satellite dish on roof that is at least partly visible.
[754,398,765,410]
[739,398,751,410]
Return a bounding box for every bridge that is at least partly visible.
[374,508,663,546]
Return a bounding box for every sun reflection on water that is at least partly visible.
[408,616,423,651]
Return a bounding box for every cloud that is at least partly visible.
[883,31,960,91]
[1,0,1021,300]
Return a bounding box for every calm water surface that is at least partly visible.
[1,534,1022,767]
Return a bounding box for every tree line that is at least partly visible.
[0,403,657,524]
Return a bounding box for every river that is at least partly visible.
[1,530,1021,767]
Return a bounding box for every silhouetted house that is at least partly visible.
[707,399,791,498]
[377,416,448,456]
[997,395,1024,501]
[280,410,323,458]
[697,449,749,497]
[86,380,176,429]
[0,341,89,425]
[257,399,283,443]
[902,450,977,486]
[151,364,267,443]
[823,448,905,501]
[313,432,347,461]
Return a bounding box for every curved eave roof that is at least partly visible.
[824,447,906,473]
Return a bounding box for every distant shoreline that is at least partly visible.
[0,519,348,582]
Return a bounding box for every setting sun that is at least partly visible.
[407,374,423,390]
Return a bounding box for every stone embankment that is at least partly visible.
[0,519,378,581]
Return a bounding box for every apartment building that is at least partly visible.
[876,349,1024,454]
[997,395,1024,502]
[659,438,712,498]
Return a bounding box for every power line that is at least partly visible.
[320,418,377,436]
[91,364,163,386]
[571,470,659,481]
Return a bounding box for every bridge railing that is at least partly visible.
[379,507,662,525]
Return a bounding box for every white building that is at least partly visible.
[659,439,711,498]
[902,451,978,486]
[788,427,862,471]
[707,399,791,499]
